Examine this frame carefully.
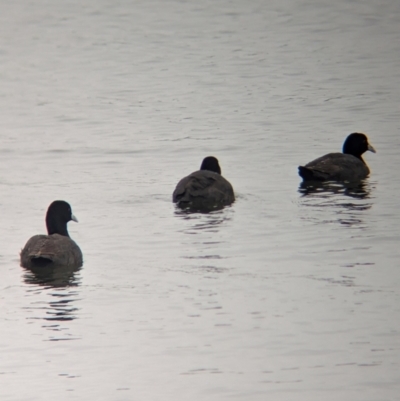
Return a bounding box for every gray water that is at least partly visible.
[1,0,400,400]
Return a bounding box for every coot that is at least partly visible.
[20,200,83,269]
[298,133,376,182]
[172,156,235,211]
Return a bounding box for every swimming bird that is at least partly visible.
[20,200,83,269]
[298,133,376,182]
[172,156,235,211]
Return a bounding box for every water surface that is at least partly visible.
[0,0,399,400]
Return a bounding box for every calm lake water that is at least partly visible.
[1,0,400,400]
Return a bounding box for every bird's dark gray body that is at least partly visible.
[173,170,235,211]
[20,234,83,269]
[299,152,370,182]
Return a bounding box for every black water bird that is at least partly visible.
[298,133,376,182]
[172,156,235,211]
[20,201,83,269]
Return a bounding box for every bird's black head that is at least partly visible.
[200,156,221,174]
[45,200,78,237]
[342,133,376,159]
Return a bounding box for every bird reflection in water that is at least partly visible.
[174,206,233,233]
[298,180,374,227]
[23,264,81,288]
[299,179,371,200]
[22,265,81,336]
